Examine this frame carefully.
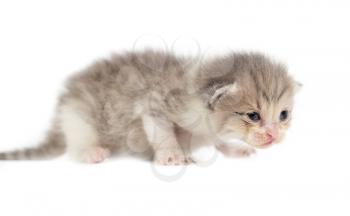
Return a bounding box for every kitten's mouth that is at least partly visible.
[254,140,274,149]
[250,133,276,148]
[262,140,274,147]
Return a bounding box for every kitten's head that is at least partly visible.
[203,53,300,148]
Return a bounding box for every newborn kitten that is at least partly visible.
[0,50,300,165]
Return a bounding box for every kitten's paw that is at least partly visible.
[85,147,111,164]
[217,145,256,158]
[154,149,192,166]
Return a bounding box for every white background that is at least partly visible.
[0,0,349,215]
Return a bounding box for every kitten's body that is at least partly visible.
[0,50,299,164]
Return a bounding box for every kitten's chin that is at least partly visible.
[253,141,274,149]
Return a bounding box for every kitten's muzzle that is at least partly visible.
[253,124,279,148]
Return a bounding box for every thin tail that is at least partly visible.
[0,129,66,160]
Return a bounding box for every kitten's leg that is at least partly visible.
[142,115,191,165]
[59,104,110,163]
[176,129,215,163]
[216,140,256,157]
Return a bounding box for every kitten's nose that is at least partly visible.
[265,125,278,141]
[266,132,276,143]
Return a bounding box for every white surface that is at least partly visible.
[0,0,349,215]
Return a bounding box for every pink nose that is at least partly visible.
[266,128,278,142]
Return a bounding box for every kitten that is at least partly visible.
[0,50,300,165]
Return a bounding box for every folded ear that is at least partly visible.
[294,81,302,94]
[209,83,238,107]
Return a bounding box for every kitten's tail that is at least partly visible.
[0,129,66,160]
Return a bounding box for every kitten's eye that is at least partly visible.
[247,112,261,122]
[280,110,289,121]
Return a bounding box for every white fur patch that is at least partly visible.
[59,104,99,152]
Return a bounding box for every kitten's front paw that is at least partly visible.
[154,148,192,166]
[217,144,256,158]
[85,147,111,163]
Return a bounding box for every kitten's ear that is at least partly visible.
[294,81,303,94]
[209,83,238,107]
